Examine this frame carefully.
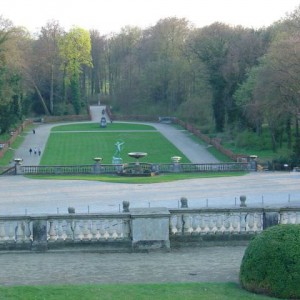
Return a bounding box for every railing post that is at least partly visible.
[31,219,48,251]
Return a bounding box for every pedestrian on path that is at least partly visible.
[38,148,41,156]
[32,129,35,134]
[34,147,37,155]
[29,148,32,155]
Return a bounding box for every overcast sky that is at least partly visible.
[2,0,300,34]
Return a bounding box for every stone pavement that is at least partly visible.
[0,246,246,286]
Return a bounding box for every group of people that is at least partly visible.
[29,147,41,156]
[29,128,41,156]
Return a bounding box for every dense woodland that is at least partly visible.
[0,6,300,161]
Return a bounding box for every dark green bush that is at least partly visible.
[240,224,300,299]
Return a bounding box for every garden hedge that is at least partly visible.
[240,224,300,299]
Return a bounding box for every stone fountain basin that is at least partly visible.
[128,152,147,159]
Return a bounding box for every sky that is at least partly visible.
[1,0,300,35]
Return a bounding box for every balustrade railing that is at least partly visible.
[0,214,130,247]
[169,207,300,235]
[169,209,264,235]
[18,162,250,175]
[1,207,299,251]
[47,215,130,241]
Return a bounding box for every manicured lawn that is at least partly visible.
[51,122,155,131]
[41,123,190,165]
[0,282,274,299]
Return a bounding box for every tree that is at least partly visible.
[59,27,92,114]
[36,21,64,114]
[0,16,28,132]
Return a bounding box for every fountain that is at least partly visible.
[128,152,148,164]
[118,152,154,176]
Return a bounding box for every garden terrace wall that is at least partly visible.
[0,206,299,252]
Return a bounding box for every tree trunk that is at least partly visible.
[31,80,50,116]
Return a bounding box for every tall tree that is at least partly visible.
[59,27,92,114]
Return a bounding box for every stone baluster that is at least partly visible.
[216,215,223,233]
[48,220,57,241]
[232,216,239,233]
[82,220,91,240]
[255,213,262,231]
[192,215,199,234]
[98,220,105,239]
[8,222,15,241]
[90,220,98,240]
[57,220,64,241]
[247,213,255,232]
[199,215,206,233]
[73,220,82,241]
[108,220,115,239]
[0,222,6,241]
[169,215,177,234]
[115,219,123,239]
[208,216,215,233]
[240,213,246,232]
[224,217,231,233]
[65,220,74,241]
[176,215,182,234]
[183,214,192,234]
[16,221,25,242]
[24,220,31,241]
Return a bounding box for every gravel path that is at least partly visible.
[0,246,246,286]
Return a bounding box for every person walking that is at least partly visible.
[29,148,32,155]
[38,148,41,156]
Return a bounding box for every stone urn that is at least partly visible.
[240,195,247,207]
[68,207,75,214]
[180,197,188,208]
[122,201,130,212]
[171,156,182,163]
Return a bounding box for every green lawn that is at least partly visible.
[41,123,190,165]
[0,282,275,300]
[51,122,155,131]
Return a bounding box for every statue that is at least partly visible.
[112,140,125,166]
[114,141,124,158]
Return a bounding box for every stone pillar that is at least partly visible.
[31,219,48,251]
[130,208,170,252]
[263,212,279,229]
[93,157,102,174]
[14,158,23,175]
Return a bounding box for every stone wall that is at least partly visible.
[0,203,299,253]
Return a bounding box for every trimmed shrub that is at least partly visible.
[240,224,300,299]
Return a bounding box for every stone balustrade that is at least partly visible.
[17,162,250,175]
[0,204,299,252]
[169,209,264,235]
[0,214,131,251]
